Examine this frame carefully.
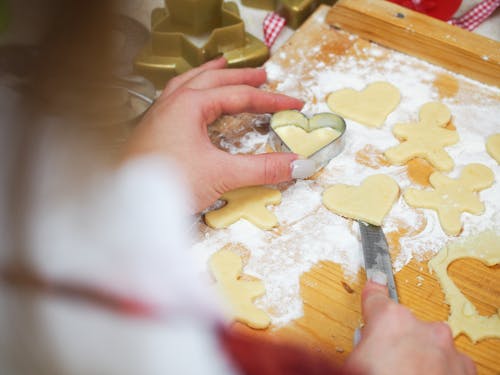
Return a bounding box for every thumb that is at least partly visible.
[362,281,392,325]
[223,152,299,188]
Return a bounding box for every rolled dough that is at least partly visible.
[385,102,459,171]
[271,110,345,157]
[428,231,500,343]
[322,174,400,226]
[403,164,494,236]
[209,249,270,329]
[274,126,340,157]
[326,81,401,128]
[204,186,281,230]
[486,133,500,164]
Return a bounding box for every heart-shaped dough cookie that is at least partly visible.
[327,82,401,128]
[322,174,400,226]
[486,133,500,164]
[271,111,344,158]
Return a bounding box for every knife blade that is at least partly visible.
[358,221,399,302]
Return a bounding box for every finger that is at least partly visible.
[429,322,454,348]
[221,152,299,188]
[162,56,227,97]
[196,85,304,125]
[460,353,476,375]
[174,68,267,91]
[361,281,391,325]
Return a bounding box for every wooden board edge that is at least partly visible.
[326,0,500,87]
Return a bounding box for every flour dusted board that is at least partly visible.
[194,5,500,374]
[327,0,500,87]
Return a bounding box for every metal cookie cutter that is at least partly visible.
[268,110,347,171]
[242,0,335,29]
[134,0,269,89]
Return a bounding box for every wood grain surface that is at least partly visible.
[227,6,500,375]
[233,259,500,374]
[327,0,500,87]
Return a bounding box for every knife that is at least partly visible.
[358,221,399,302]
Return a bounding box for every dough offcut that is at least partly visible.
[428,231,500,342]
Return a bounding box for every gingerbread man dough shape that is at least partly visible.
[404,163,494,236]
[428,231,500,342]
[209,249,270,329]
[385,102,459,171]
[204,186,281,230]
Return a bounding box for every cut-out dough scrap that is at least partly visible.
[486,133,500,163]
[271,111,344,157]
[385,102,459,171]
[209,249,270,329]
[428,231,500,343]
[205,186,281,230]
[326,82,401,128]
[404,163,494,236]
[323,174,400,226]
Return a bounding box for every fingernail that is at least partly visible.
[369,270,388,286]
[291,159,316,179]
[353,327,362,346]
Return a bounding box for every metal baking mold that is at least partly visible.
[134,0,269,89]
[268,110,347,170]
[242,0,335,29]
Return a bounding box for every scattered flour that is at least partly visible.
[191,30,500,327]
[220,131,269,155]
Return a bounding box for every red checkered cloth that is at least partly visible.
[263,12,286,48]
[449,0,500,31]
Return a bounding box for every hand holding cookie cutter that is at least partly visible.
[268,110,347,171]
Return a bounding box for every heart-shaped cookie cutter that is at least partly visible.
[268,110,347,170]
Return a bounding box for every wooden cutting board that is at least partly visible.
[226,3,500,374]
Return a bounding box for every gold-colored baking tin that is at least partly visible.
[134,0,269,89]
[242,0,335,29]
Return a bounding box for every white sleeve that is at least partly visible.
[25,128,217,317]
[0,120,238,374]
